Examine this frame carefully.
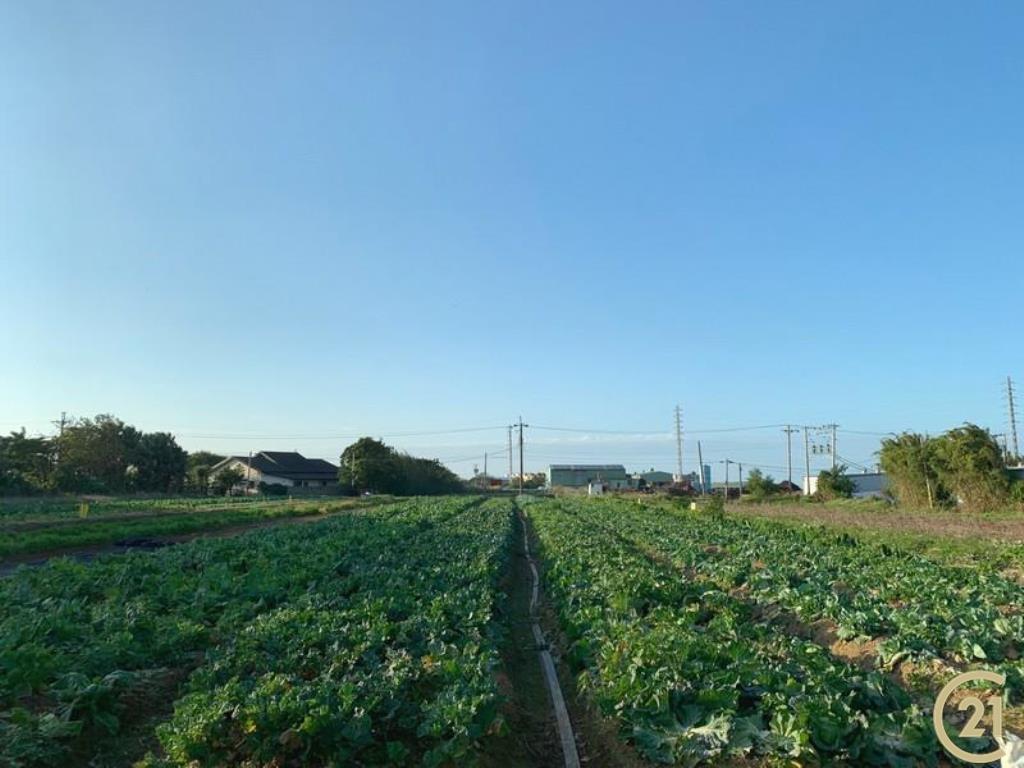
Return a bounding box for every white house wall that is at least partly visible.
[222,460,294,487]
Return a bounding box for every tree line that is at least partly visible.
[338,437,464,495]
[878,423,1018,512]
[0,415,206,495]
[0,416,466,497]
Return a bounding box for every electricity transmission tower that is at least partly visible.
[674,405,684,481]
[1007,377,1020,462]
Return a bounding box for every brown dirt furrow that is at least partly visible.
[521,512,656,768]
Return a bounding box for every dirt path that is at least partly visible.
[483,512,563,767]
[0,512,339,576]
[510,509,653,768]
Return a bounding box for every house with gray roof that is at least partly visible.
[209,451,338,493]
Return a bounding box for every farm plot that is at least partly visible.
[0,495,300,524]
[0,496,379,562]
[526,497,1024,765]
[590,499,1024,679]
[0,496,514,767]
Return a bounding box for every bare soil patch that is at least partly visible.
[481,516,561,768]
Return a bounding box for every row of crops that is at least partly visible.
[1,496,514,767]
[527,496,1024,765]
[594,499,1024,674]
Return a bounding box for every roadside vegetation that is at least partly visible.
[729,423,1022,515]
[339,437,464,495]
[879,424,1016,512]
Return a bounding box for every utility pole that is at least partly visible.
[53,411,67,469]
[1008,377,1020,462]
[507,426,514,484]
[483,452,488,478]
[674,405,684,481]
[517,417,528,494]
[738,462,743,497]
[829,424,838,471]
[803,428,811,496]
[723,459,731,500]
[697,441,706,496]
[782,426,798,485]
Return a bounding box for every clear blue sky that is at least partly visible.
[2,1,1022,478]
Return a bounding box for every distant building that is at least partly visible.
[549,464,629,489]
[634,470,674,488]
[674,467,712,492]
[802,471,888,498]
[210,451,339,494]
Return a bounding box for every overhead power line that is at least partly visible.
[531,423,787,436]
[176,425,509,440]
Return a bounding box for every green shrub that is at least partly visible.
[815,466,855,500]
[258,482,288,496]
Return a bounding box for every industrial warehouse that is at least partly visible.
[548,464,713,492]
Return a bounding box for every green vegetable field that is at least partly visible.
[1,497,511,766]
[1,493,1021,766]
[526,496,1024,765]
